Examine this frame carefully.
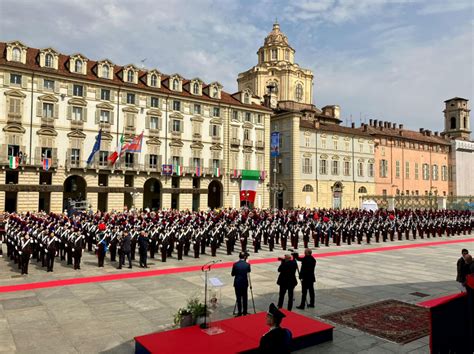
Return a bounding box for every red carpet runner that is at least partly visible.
[0,237,472,293]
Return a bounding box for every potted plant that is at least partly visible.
[173,307,193,328]
[186,297,208,325]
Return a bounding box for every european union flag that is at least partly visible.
[87,129,102,165]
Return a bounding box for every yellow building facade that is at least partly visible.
[0,41,271,213]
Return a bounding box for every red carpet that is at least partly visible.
[0,237,472,293]
[321,299,430,344]
[134,310,333,354]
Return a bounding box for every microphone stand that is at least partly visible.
[200,260,220,329]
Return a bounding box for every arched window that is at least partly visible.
[75,59,83,73]
[150,74,158,87]
[302,185,314,192]
[12,47,21,61]
[127,70,134,82]
[295,83,303,101]
[244,93,250,104]
[101,64,109,78]
[450,117,456,129]
[193,82,199,94]
[172,79,179,91]
[285,49,290,61]
[45,53,53,67]
[358,186,367,193]
[212,87,219,98]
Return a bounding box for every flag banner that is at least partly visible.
[260,170,267,180]
[108,133,124,165]
[125,131,144,153]
[42,158,51,171]
[9,156,19,169]
[195,167,201,177]
[214,167,221,177]
[240,169,260,203]
[271,132,280,157]
[231,169,240,178]
[162,164,173,175]
[174,165,183,176]
[87,129,102,165]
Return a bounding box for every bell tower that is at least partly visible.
[443,97,471,140]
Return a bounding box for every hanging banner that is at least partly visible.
[271,132,280,157]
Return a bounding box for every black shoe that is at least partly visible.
[296,306,305,310]
[128,266,132,269]
[118,267,122,269]
[307,304,315,308]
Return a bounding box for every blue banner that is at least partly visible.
[162,164,173,175]
[271,132,280,157]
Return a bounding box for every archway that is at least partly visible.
[208,180,222,209]
[143,178,162,210]
[332,182,343,209]
[63,175,87,211]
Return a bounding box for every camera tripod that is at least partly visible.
[232,272,256,315]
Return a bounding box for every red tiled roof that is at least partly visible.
[0,42,272,112]
[300,119,371,137]
[361,125,450,145]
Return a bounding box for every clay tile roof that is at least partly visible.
[362,125,450,145]
[0,41,272,112]
[299,119,371,137]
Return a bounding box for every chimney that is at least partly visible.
[378,121,383,127]
[392,123,396,129]
[399,124,403,130]
[374,119,378,127]
[363,124,368,132]
[369,119,373,126]
[426,130,431,136]
[434,131,439,136]
[351,122,355,128]
[419,128,424,133]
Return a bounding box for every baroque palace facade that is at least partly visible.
[0,41,272,213]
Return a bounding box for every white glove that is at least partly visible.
[45,250,48,253]
[72,248,75,252]
[19,251,22,255]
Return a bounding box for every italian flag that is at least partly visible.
[108,133,125,165]
[174,165,183,176]
[9,156,19,169]
[214,167,221,177]
[240,170,259,203]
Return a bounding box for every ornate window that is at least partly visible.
[358,186,367,193]
[302,185,313,192]
[302,158,312,174]
[244,93,250,104]
[295,83,303,101]
[12,47,21,62]
[319,159,327,175]
[75,60,83,73]
[150,74,158,87]
[271,49,277,60]
[127,70,134,82]
[45,54,53,68]
[193,82,200,95]
[172,79,179,91]
[102,65,110,78]
[450,117,456,129]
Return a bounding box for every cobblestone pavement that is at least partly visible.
[0,234,472,353]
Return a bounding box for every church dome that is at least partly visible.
[264,22,289,47]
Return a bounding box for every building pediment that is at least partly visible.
[4,89,26,98]
[243,147,253,153]
[122,106,139,113]
[242,122,254,129]
[38,94,59,102]
[190,142,204,149]
[169,112,184,119]
[169,139,184,147]
[36,127,57,137]
[210,118,223,125]
[3,123,26,134]
[96,102,114,110]
[190,115,204,122]
[210,144,223,151]
[146,109,162,116]
[68,97,87,106]
[101,132,113,141]
[146,137,162,146]
[67,130,87,139]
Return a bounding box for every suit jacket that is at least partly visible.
[277,260,298,288]
[138,235,149,251]
[295,255,316,283]
[258,327,291,354]
[121,235,131,252]
[231,260,251,288]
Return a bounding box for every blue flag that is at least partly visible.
[87,129,102,165]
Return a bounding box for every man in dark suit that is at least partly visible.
[277,254,298,311]
[138,231,149,268]
[258,303,291,354]
[457,249,469,290]
[293,248,316,309]
[231,252,251,316]
[118,230,132,269]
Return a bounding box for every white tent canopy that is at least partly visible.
[361,199,378,211]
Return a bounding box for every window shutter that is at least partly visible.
[189,157,193,168]
[82,85,87,98]
[111,90,116,103]
[95,110,100,124]
[21,77,28,89]
[209,124,213,137]
[145,154,149,167]
[54,81,60,94]
[36,102,43,117]
[67,106,72,120]
[121,92,127,104]
[158,155,162,167]
[145,116,150,129]
[158,117,163,131]
[37,78,43,91]
[83,107,88,122]
[53,103,59,119]
[217,125,221,137]
[35,147,41,162]
[96,88,101,100]
[146,96,151,108]
[67,83,73,96]
[52,148,58,161]
[109,111,114,125]
[3,73,9,87]
[179,157,184,166]
[168,120,172,133]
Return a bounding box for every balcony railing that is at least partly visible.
[192,133,202,140]
[124,126,136,135]
[0,155,58,169]
[41,117,55,128]
[243,139,253,148]
[230,138,240,146]
[70,120,84,130]
[255,141,265,149]
[7,113,22,123]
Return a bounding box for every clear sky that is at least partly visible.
[1,0,472,132]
